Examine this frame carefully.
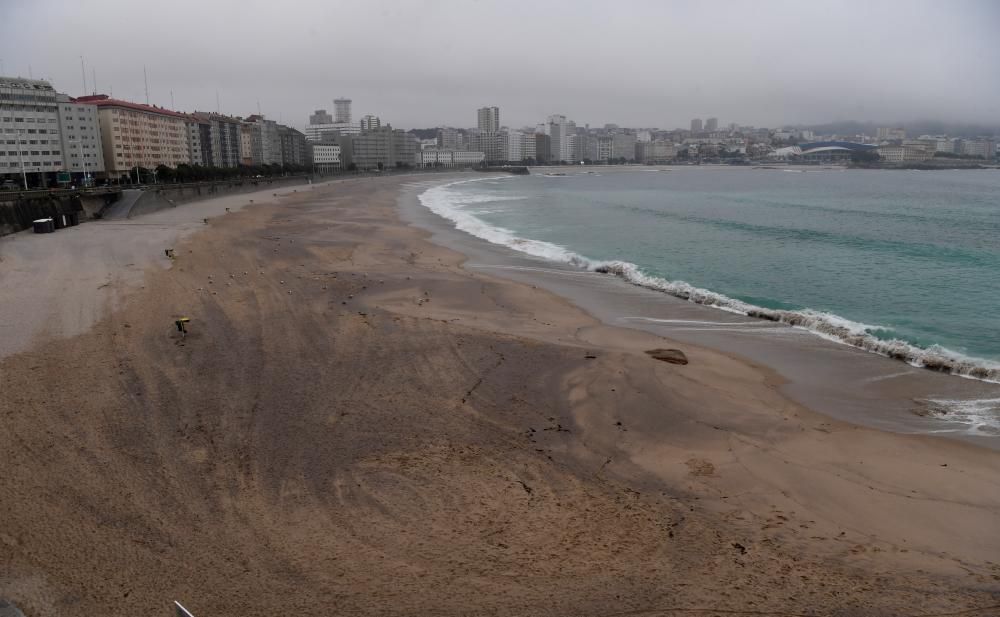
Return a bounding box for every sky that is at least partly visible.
[2,0,998,131]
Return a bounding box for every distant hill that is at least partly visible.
[798,120,1000,138]
[408,128,440,140]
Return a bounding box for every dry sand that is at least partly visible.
[0,175,998,616]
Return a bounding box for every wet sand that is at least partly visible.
[399,174,1000,448]
[1,174,998,616]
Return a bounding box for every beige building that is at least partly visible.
[240,122,254,165]
[877,144,933,163]
[77,95,190,176]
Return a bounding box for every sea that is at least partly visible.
[419,166,1000,385]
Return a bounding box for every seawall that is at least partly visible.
[0,176,311,235]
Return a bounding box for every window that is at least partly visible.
[52,150,60,155]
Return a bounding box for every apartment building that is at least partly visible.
[467,130,508,163]
[278,125,309,167]
[343,126,418,170]
[477,106,500,132]
[56,93,105,183]
[77,95,190,177]
[0,77,64,186]
[185,115,208,166]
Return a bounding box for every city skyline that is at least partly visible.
[2,0,999,131]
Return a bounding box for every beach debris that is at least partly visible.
[164,248,175,260]
[174,317,190,336]
[516,480,533,495]
[203,218,209,224]
[645,348,689,365]
[584,353,597,359]
[225,207,231,212]
[732,542,747,555]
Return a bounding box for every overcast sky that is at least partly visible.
[2,0,998,131]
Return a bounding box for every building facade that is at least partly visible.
[506,130,536,162]
[309,109,333,125]
[277,125,309,167]
[305,121,360,142]
[360,114,381,131]
[244,115,282,165]
[239,122,254,165]
[960,139,996,159]
[534,133,551,163]
[185,116,207,167]
[690,118,703,132]
[611,133,637,160]
[417,149,485,167]
[346,127,419,170]
[437,127,462,150]
[876,144,933,162]
[705,117,718,132]
[78,95,190,177]
[334,98,352,123]
[547,115,571,162]
[57,93,105,183]
[311,143,341,171]
[0,77,64,187]
[467,130,508,163]
[191,112,242,168]
[477,106,500,132]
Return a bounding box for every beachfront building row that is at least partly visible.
[0,75,311,187]
[0,77,106,187]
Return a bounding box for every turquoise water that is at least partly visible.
[420,167,1000,380]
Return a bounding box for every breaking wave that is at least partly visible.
[419,179,1000,383]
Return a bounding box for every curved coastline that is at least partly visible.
[418,177,1000,384]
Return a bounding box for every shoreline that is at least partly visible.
[400,173,1000,448]
[1,174,998,615]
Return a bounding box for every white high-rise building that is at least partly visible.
[477,106,499,132]
[334,98,352,123]
[505,130,537,163]
[547,114,570,162]
[360,114,381,131]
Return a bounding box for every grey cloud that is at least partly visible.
[1,0,998,130]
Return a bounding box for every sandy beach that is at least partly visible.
[1,174,998,616]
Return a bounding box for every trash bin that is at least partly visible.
[32,218,55,233]
[66,212,80,226]
[53,213,67,229]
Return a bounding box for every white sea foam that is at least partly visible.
[920,398,1000,435]
[418,179,1000,384]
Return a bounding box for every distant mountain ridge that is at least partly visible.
[796,120,1000,138]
